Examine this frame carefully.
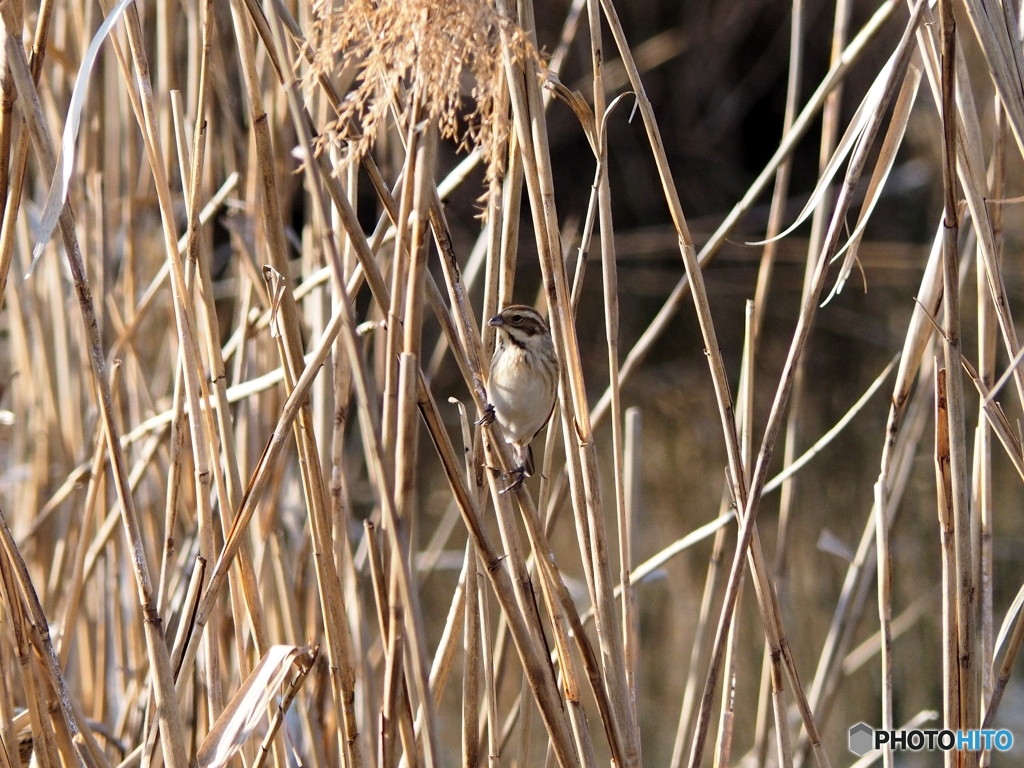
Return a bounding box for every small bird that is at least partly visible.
[485,305,559,488]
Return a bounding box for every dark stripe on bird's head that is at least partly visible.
[488,305,548,337]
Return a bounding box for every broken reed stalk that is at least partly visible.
[936,368,959,768]
[938,2,978,763]
[477,547,500,768]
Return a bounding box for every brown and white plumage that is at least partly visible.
[486,305,558,478]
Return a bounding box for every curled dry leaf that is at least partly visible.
[27,0,137,272]
[196,645,317,768]
[546,72,597,150]
[825,65,922,304]
[746,51,896,248]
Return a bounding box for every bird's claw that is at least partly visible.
[499,467,527,494]
[477,404,495,426]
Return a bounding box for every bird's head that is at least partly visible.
[488,305,550,344]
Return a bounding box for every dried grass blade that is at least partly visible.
[196,646,309,768]
[28,0,135,269]
[746,56,893,248]
[628,513,734,587]
[825,64,922,302]
[993,582,1024,659]
[842,592,933,676]
[764,353,899,494]
[960,0,1024,161]
[962,358,1024,482]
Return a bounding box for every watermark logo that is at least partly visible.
[849,723,873,756]
[847,724,1014,754]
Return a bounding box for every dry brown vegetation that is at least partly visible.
[5,0,1024,766]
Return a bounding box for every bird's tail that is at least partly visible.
[523,444,535,477]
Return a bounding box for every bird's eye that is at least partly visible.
[511,314,522,323]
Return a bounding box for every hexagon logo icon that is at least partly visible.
[849,722,874,756]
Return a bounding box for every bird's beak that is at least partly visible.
[488,314,504,327]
